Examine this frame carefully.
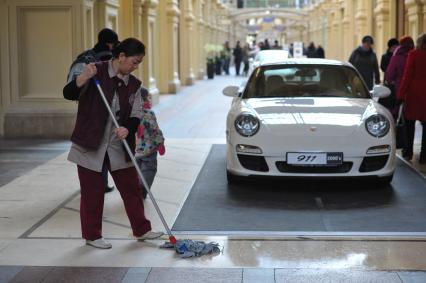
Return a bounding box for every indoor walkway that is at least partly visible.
[1,73,426,283]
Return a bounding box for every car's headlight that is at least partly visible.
[365,114,390,137]
[234,113,260,137]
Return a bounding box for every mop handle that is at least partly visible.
[93,79,174,238]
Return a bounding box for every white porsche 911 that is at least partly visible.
[223,59,396,185]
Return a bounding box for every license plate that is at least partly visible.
[287,152,343,166]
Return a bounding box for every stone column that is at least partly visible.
[133,1,143,70]
[191,0,201,80]
[83,0,95,49]
[95,0,119,32]
[141,0,159,103]
[118,0,133,38]
[118,0,145,78]
[133,0,143,39]
[342,0,355,59]
[166,0,181,92]
[331,11,341,60]
[374,0,391,60]
[179,0,195,85]
[326,12,334,59]
[405,0,424,39]
[423,0,426,32]
[0,0,10,136]
[342,1,351,60]
[197,0,206,79]
[197,19,206,79]
[355,0,368,43]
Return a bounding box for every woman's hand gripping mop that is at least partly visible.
[94,80,221,258]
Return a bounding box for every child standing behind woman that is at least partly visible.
[135,88,165,198]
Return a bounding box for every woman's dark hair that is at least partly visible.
[399,35,414,49]
[112,38,145,58]
[387,38,399,49]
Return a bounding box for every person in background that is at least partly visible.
[233,41,242,76]
[66,28,120,193]
[242,43,250,76]
[306,42,316,58]
[272,40,281,50]
[380,38,399,77]
[63,38,164,249]
[348,35,380,90]
[221,41,231,75]
[316,45,325,58]
[264,39,271,50]
[397,33,426,163]
[384,36,414,120]
[135,88,165,199]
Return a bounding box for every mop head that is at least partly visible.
[160,239,221,258]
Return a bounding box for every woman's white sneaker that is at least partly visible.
[85,238,112,249]
[134,231,164,241]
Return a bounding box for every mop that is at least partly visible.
[94,79,221,258]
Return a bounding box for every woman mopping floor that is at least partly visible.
[63,38,164,249]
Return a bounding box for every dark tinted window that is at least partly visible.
[244,64,369,99]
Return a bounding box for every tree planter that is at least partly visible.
[215,58,222,75]
[206,62,215,79]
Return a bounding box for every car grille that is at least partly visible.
[359,155,389,172]
[237,154,269,172]
[275,161,353,173]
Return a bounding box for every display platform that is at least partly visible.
[173,144,426,235]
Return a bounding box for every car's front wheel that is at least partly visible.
[377,174,394,187]
[226,170,240,185]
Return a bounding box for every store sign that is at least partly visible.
[293,42,304,58]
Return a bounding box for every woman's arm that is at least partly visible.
[63,79,82,101]
[63,63,97,101]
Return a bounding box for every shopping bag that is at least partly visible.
[395,105,407,149]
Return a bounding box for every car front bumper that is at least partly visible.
[226,143,396,178]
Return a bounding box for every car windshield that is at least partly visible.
[243,64,370,99]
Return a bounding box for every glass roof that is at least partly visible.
[241,0,311,8]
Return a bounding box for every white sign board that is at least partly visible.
[293,41,304,58]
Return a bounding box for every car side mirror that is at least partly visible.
[223,86,239,97]
[370,85,391,98]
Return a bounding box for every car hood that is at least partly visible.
[242,97,378,137]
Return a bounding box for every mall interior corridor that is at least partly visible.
[1,73,426,283]
[1,0,426,281]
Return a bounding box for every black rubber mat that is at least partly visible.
[172,144,426,232]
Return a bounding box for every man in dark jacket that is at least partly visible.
[67,28,119,82]
[316,45,325,58]
[348,35,380,90]
[306,42,317,58]
[67,28,119,193]
[380,38,399,82]
[378,38,399,111]
[233,41,242,75]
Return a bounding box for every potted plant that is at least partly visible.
[205,44,216,79]
[215,45,224,75]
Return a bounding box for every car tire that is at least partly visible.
[377,174,393,187]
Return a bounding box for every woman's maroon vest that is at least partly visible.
[71,61,141,150]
